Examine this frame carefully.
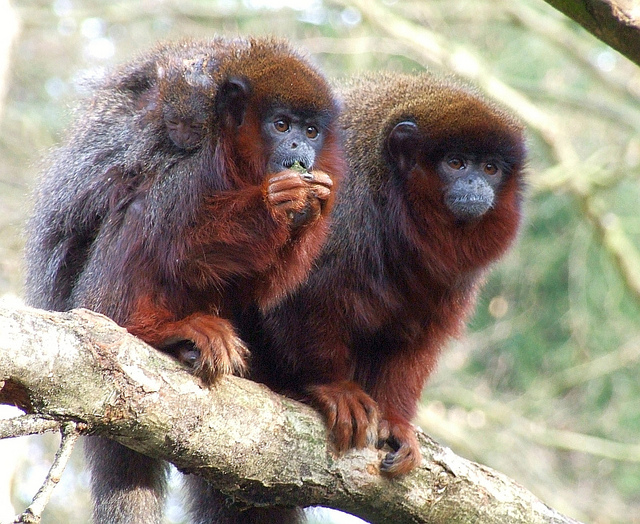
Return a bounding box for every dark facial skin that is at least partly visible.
[262,107,325,174]
[387,121,506,222]
[437,153,505,220]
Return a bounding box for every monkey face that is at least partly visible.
[437,154,505,220]
[385,120,516,223]
[261,106,327,174]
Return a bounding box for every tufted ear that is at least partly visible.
[216,76,251,127]
[386,121,421,174]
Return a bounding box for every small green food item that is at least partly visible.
[291,161,314,181]
[290,161,307,173]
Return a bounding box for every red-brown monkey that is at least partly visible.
[241,71,527,480]
[24,38,343,524]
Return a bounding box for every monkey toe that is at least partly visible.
[380,444,421,477]
[168,314,249,385]
[196,334,249,384]
[378,420,422,477]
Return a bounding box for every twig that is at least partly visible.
[12,422,80,524]
[0,414,59,439]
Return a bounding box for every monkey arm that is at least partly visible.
[253,169,334,308]
[265,311,381,453]
[186,169,334,309]
[122,169,334,384]
[176,170,327,285]
[116,183,286,385]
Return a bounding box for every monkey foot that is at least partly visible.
[307,380,379,452]
[378,418,422,476]
[161,313,249,385]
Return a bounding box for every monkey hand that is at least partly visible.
[160,314,249,385]
[304,169,333,203]
[265,169,333,230]
[307,380,379,452]
[377,416,422,477]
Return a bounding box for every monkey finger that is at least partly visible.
[163,340,200,369]
[307,387,339,434]
[268,170,307,186]
[347,395,379,449]
[170,314,249,385]
[308,170,333,189]
[377,419,391,447]
[268,188,308,208]
[267,179,306,196]
[307,381,378,453]
[267,174,308,203]
[332,394,357,453]
[203,329,249,377]
[310,185,332,201]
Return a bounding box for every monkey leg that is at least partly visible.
[84,437,169,524]
[307,380,379,452]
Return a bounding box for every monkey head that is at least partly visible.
[373,72,526,225]
[146,38,341,184]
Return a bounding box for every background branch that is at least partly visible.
[542,0,640,67]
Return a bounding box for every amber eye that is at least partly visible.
[447,157,464,170]
[274,119,289,132]
[484,163,499,175]
[306,126,319,139]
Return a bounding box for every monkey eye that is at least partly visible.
[274,119,290,132]
[306,126,319,139]
[447,157,465,170]
[484,163,499,176]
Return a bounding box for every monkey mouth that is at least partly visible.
[283,158,310,170]
[445,195,493,219]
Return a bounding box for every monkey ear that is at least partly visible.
[386,121,421,174]
[216,76,251,127]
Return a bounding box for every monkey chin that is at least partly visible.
[445,194,494,220]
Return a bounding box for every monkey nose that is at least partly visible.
[290,142,298,149]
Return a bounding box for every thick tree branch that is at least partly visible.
[543,0,640,66]
[0,305,581,524]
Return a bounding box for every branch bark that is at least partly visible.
[0,305,581,524]
[543,0,640,66]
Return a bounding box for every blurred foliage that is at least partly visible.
[1,0,639,523]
